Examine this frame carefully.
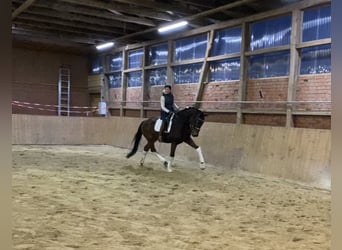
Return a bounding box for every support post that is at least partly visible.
[195,30,215,108]
[286,9,301,127]
[237,22,248,124]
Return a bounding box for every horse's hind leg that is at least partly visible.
[149,142,171,172]
[140,143,151,166]
[140,150,148,166]
[153,152,171,172]
[141,140,171,172]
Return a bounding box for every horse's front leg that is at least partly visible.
[166,143,177,172]
[184,138,205,170]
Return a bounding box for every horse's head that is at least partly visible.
[186,107,206,137]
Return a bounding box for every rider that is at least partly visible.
[159,84,178,142]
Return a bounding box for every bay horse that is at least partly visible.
[126,107,206,172]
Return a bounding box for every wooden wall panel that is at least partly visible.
[88,74,101,93]
[12,114,331,188]
[12,47,89,115]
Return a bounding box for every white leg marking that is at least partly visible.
[154,152,166,162]
[196,146,206,170]
[140,151,148,166]
[165,156,174,172]
[153,152,172,172]
[166,161,173,172]
[170,157,174,166]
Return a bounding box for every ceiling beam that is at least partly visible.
[181,2,245,22]
[12,0,37,19]
[113,0,257,43]
[123,0,330,51]
[14,0,156,27]
[16,13,126,35]
[13,21,116,40]
[12,37,91,54]
[23,7,143,31]
[60,0,173,21]
[104,0,196,16]
[181,0,244,17]
[12,28,98,45]
[186,0,257,21]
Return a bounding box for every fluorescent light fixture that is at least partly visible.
[96,42,114,50]
[158,21,188,33]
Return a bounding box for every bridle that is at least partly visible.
[190,114,204,132]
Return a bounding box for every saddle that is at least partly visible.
[154,113,175,133]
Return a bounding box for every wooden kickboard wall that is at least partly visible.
[12,114,331,188]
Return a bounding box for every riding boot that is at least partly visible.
[158,122,165,142]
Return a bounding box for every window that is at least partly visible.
[147,68,167,86]
[128,49,143,68]
[89,57,102,74]
[300,44,331,74]
[249,51,290,78]
[173,63,202,84]
[108,73,121,88]
[174,34,207,62]
[212,27,241,56]
[302,5,331,42]
[148,43,168,65]
[127,71,142,87]
[209,58,240,82]
[250,15,291,51]
[108,53,123,72]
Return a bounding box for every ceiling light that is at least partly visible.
[158,21,188,33]
[96,42,114,50]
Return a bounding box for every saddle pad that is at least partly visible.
[154,118,162,132]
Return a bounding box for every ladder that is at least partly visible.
[58,67,70,116]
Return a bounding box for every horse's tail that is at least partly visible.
[126,121,143,158]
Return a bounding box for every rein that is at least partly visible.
[190,116,205,131]
[175,107,204,132]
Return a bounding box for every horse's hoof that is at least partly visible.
[200,163,206,170]
[167,168,173,172]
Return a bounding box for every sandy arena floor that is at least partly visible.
[12,145,331,250]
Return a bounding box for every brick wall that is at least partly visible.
[173,84,198,107]
[295,74,331,112]
[205,112,237,123]
[201,81,239,110]
[109,88,122,104]
[244,114,287,127]
[106,74,331,129]
[247,77,289,101]
[296,74,331,101]
[126,87,142,108]
[146,85,164,109]
[242,77,289,114]
[293,74,331,129]
[293,115,331,129]
[12,46,89,116]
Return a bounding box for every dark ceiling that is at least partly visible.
[12,0,303,53]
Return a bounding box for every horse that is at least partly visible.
[126,107,206,172]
